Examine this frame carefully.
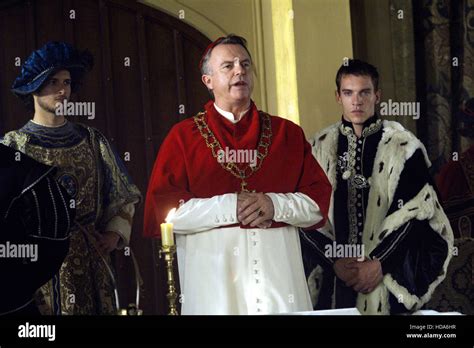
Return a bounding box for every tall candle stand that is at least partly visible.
[159,244,178,315]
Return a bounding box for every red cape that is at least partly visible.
[143,100,331,238]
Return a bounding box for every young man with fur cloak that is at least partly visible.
[300,59,453,315]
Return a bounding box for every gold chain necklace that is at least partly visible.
[193,110,272,192]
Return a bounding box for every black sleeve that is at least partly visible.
[0,173,74,314]
[299,229,334,276]
[20,174,75,240]
[371,148,433,269]
[369,148,449,299]
[386,148,433,216]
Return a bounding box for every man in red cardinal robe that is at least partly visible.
[143,34,331,315]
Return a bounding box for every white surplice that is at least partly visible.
[171,192,323,315]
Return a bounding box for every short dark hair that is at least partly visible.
[335,59,379,92]
[15,94,34,112]
[200,34,253,76]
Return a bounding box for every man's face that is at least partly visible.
[336,74,380,125]
[33,69,71,114]
[202,44,254,106]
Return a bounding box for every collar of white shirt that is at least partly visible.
[214,103,250,124]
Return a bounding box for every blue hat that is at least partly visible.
[11,41,93,97]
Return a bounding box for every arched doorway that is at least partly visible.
[0,0,211,314]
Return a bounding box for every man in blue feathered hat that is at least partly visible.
[1,41,141,315]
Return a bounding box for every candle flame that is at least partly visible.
[165,208,176,223]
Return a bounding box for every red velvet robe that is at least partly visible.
[143,100,331,238]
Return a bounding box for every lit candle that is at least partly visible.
[161,208,176,246]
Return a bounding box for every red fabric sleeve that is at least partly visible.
[295,127,332,230]
[143,125,194,238]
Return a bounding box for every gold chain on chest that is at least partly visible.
[193,110,272,192]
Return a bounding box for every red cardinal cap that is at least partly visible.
[199,37,225,72]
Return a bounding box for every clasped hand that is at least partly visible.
[237,192,274,228]
[333,257,383,294]
[93,230,121,254]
